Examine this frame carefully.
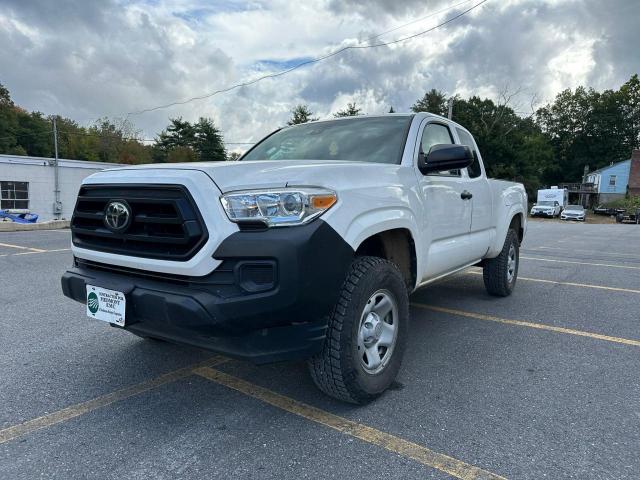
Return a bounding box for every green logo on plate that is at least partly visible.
[88,291,99,314]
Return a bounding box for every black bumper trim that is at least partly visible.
[61,219,354,364]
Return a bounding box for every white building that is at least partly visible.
[0,154,121,222]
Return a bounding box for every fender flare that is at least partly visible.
[487,205,525,258]
[342,207,420,252]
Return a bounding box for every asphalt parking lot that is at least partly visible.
[1,220,639,479]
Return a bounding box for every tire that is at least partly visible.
[308,256,409,404]
[483,229,519,297]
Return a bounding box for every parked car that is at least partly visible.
[561,204,586,221]
[530,200,561,218]
[61,113,528,404]
[616,208,640,224]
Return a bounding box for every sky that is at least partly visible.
[1,0,638,152]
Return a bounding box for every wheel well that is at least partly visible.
[355,229,416,290]
[509,214,524,244]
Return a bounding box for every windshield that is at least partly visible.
[566,205,584,210]
[242,116,413,164]
[537,201,554,206]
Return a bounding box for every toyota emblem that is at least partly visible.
[104,200,132,232]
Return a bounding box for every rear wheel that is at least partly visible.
[308,256,409,404]
[483,229,519,297]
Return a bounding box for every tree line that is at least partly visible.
[2,74,639,197]
[0,83,228,164]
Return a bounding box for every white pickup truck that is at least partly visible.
[62,113,527,404]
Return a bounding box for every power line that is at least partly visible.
[127,0,489,116]
[368,0,474,41]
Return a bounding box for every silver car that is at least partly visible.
[561,204,585,221]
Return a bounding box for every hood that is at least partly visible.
[103,160,402,193]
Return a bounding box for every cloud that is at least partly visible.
[0,0,638,151]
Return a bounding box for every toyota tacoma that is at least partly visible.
[62,113,527,404]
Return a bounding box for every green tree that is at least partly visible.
[0,82,13,106]
[333,102,363,117]
[155,117,226,162]
[287,104,318,125]
[411,89,447,116]
[388,106,395,113]
[15,111,52,158]
[617,74,640,154]
[157,118,196,151]
[447,96,554,197]
[536,80,637,184]
[0,83,154,163]
[194,117,226,161]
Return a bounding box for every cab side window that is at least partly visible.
[421,123,458,176]
[455,127,482,178]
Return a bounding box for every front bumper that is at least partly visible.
[561,215,585,221]
[61,220,355,364]
[530,210,555,217]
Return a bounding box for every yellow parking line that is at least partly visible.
[194,366,506,480]
[531,246,640,260]
[0,357,227,445]
[0,242,46,253]
[413,304,640,347]
[521,256,640,270]
[12,248,71,256]
[465,270,640,294]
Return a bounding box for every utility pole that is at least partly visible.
[447,97,454,119]
[52,116,62,219]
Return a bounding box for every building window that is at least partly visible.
[609,175,617,187]
[0,181,29,210]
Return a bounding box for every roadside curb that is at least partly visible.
[0,220,70,232]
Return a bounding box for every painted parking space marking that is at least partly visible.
[0,357,227,445]
[413,304,640,347]
[0,242,46,253]
[12,248,71,256]
[194,366,506,480]
[520,256,640,270]
[0,248,71,258]
[527,246,640,260]
[465,270,640,294]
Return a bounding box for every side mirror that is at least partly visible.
[419,144,474,175]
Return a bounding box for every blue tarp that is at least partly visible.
[0,210,39,223]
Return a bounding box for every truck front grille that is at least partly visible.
[71,184,208,260]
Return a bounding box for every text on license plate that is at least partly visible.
[86,285,126,326]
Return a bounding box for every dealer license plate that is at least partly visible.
[86,285,126,326]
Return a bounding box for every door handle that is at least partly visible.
[461,190,473,200]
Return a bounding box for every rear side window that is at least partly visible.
[421,123,458,176]
[456,128,482,178]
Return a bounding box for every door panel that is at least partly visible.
[420,176,473,277]
[416,122,474,279]
[454,127,494,259]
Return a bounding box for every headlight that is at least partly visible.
[220,188,337,227]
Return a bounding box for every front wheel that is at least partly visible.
[483,229,519,297]
[308,256,409,404]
